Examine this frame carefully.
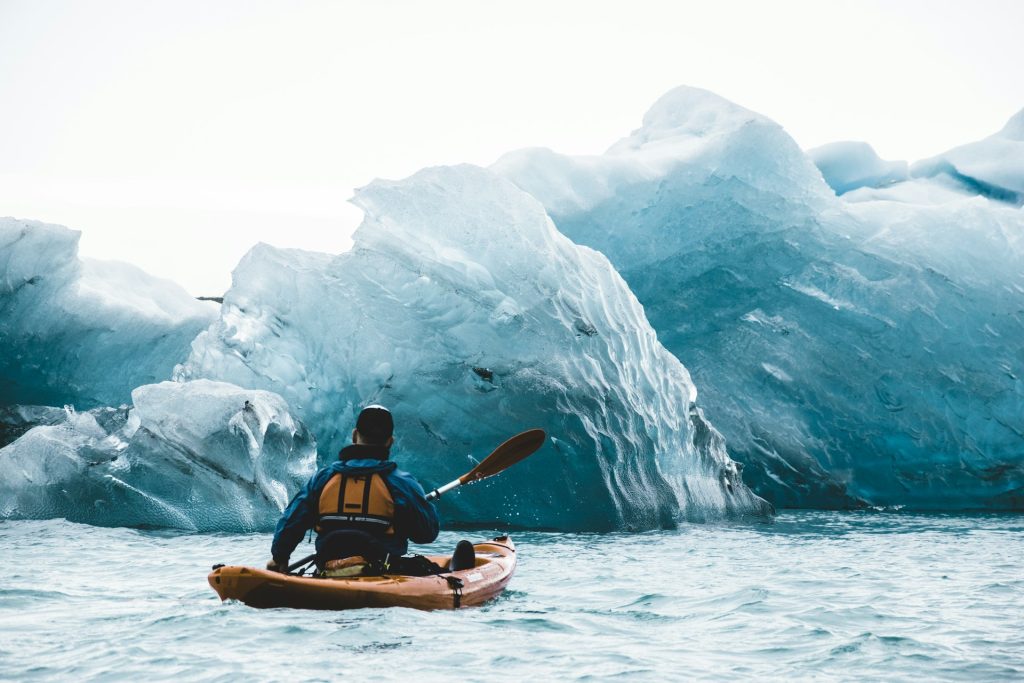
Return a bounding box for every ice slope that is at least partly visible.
[496,86,1024,510]
[0,380,315,530]
[177,164,771,530]
[494,87,836,274]
[911,108,1024,205]
[0,219,218,409]
[808,141,908,195]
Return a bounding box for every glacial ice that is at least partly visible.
[808,141,908,195]
[0,380,315,530]
[497,86,1024,510]
[176,164,771,530]
[911,108,1024,204]
[0,219,217,409]
[4,86,1019,522]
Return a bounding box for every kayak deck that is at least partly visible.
[208,536,516,610]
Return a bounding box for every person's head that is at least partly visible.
[352,404,394,448]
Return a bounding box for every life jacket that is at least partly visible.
[316,472,396,536]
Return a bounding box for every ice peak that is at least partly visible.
[349,164,564,296]
[998,107,1024,141]
[642,85,761,135]
[610,85,766,153]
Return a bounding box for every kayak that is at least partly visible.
[208,535,516,610]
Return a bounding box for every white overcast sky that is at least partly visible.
[1,0,1022,295]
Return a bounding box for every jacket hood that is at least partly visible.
[338,443,390,461]
[327,457,397,477]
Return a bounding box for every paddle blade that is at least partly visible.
[460,429,546,484]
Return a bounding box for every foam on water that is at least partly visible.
[1,513,1020,681]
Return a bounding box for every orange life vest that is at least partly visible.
[316,472,396,536]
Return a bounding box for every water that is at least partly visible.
[1,512,1021,681]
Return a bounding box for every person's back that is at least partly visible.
[266,405,439,572]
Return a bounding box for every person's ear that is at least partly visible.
[352,429,360,444]
[386,436,394,448]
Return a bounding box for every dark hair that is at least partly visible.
[356,405,393,444]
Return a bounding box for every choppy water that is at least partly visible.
[1,512,1021,681]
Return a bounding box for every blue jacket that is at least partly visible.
[271,444,439,562]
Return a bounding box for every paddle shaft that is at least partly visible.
[288,554,316,572]
[425,478,461,501]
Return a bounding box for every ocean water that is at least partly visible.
[1,512,1021,682]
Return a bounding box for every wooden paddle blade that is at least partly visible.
[459,429,546,484]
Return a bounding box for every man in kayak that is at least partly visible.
[266,405,440,573]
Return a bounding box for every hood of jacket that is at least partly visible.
[329,444,397,476]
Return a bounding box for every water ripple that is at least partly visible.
[1,512,1022,681]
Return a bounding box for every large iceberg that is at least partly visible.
[176,164,771,530]
[0,380,315,530]
[0,219,218,409]
[496,86,1024,510]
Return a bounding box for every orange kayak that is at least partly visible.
[208,536,516,610]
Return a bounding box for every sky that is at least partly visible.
[1,0,1022,295]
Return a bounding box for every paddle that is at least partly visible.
[284,428,546,573]
[424,428,546,500]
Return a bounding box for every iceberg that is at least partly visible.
[176,164,771,530]
[7,86,1017,522]
[496,86,1024,511]
[0,218,217,410]
[0,380,315,531]
[808,141,908,195]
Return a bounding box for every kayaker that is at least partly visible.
[265,405,440,573]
